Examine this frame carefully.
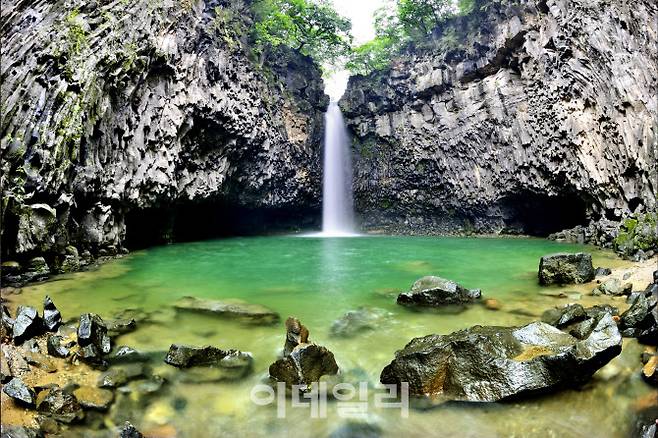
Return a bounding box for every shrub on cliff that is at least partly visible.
[614,212,658,259]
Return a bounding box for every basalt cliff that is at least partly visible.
[341,0,657,238]
[1,0,326,277]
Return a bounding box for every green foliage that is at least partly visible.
[346,0,477,75]
[614,212,658,256]
[251,0,352,64]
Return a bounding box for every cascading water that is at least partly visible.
[321,101,356,236]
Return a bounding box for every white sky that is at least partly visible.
[325,0,388,100]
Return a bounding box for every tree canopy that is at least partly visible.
[251,0,352,65]
[346,0,476,75]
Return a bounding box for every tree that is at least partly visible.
[397,0,457,38]
[251,0,352,65]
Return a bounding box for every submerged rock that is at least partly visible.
[12,306,42,344]
[174,296,280,325]
[2,377,36,406]
[538,253,595,285]
[594,267,612,277]
[36,386,84,423]
[164,344,253,376]
[330,307,389,338]
[77,313,111,355]
[106,319,137,338]
[42,296,62,331]
[641,353,657,386]
[396,276,482,308]
[269,318,338,387]
[73,386,115,411]
[380,313,622,401]
[591,278,633,296]
[0,425,43,438]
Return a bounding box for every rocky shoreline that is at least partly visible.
[1,251,656,437]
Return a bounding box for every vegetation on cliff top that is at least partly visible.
[346,0,479,75]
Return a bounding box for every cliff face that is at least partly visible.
[341,0,657,236]
[1,0,327,270]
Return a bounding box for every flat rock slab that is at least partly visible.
[164,344,253,380]
[380,313,621,402]
[73,386,115,411]
[538,253,595,285]
[174,296,280,325]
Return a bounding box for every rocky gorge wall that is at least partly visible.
[341,0,657,237]
[1,0,327,277]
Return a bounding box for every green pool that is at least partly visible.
[13,235,651,437]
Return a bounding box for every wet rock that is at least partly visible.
[269,343,339,388]
[284,317,309,355]
[98,364,147,388]
[329,421,382,438]
[330,308,389,338]
[177,354,253,383]
[269,318,338,388]
[619,290,658,344]
[594,267,612,277]
[118,375,165,396]
[120,421,144,438]
[396,276,482,308]
[109,346,152,364]
[174,296,280,325]
[36,386,84,423]
[380,313,622,401]
[541,304,587,328]
[106,319,137,338]
[591,278,633,296]
[538,253,595,285]
[47,335,71,358]
[0,425,43,438]
[78,344,107,367]
[2,377,36,406]
[42,296,62,331]
[73,386,115,411]
[164,344,253,377]
[12,306,42,344]
[77,313,111,355]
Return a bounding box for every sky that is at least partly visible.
[325,0,388,100]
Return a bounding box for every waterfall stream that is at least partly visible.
[321,101,356,236]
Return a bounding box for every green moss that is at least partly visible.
[614,212,658,256]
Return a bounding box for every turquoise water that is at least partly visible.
[11,236,652,437]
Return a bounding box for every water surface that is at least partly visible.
[12,236,652,437]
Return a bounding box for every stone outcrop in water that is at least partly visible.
[538,253,595,285]
[340,0,657,236]
[174,296,280,325]
[269,318,338,388]
[1,0,327,281]
[380,313,621,401]
[330,307,390,338]
[397,276,482,308]
[619,273,658,344]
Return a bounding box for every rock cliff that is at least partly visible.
[341,0,657,236]
[1,0,327,273]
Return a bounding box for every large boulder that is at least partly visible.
[164,344,253,380]
[380,313,621,402]
[12,306,42,344]
[269,318,338,388]
[174,296,280,325]
[538,253,595,285]
[396,276,482,307]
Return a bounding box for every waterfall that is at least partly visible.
[321,101,356,236]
